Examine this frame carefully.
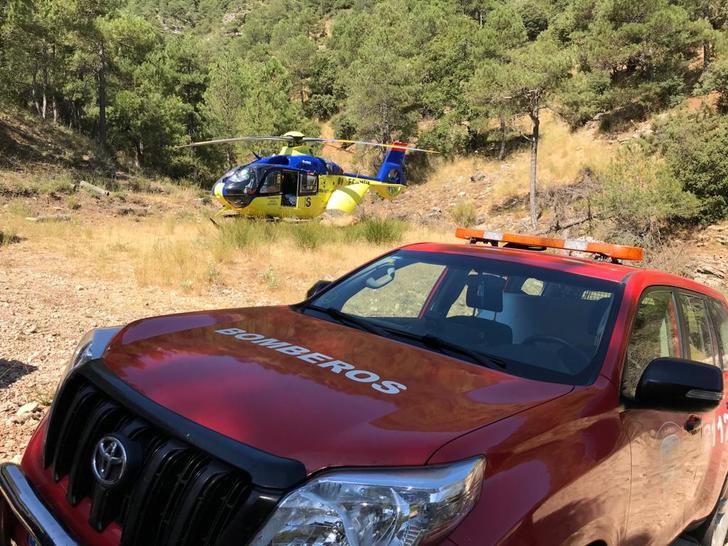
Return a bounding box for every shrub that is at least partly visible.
[594,147,700,239]
[450,201,478,227]
[653,110,728,224]
[217,219,268,250]
[290,222,329,250]
[0,227,19,246]
[346,217,404,245]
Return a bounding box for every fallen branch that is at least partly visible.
[78,180,110,197]
[536,214,601,235]
[25,214,72,223]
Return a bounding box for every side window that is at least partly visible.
[709,300,728,368]
[299,173,318,196]
[678,293,719,367]
[259,171,282,195]
[622,290,680,400]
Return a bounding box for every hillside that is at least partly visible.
[2,93,728,464]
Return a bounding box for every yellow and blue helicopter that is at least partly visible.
[181,132,436,219]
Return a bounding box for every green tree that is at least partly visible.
[654,110,728,224]
[469,36,570,226]
[564,0,707,125]
[203,55,314,163]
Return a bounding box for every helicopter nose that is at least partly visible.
[212,180,225,199]
[215,178,254,209]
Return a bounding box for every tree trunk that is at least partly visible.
[52,95,58,124]
[32,69,41,116]
[498,115,507,161]
[529,106,540,229]
[41,57,48,119]
[96,42,107,149]
[704,41,713,69]
[134,139,144,168]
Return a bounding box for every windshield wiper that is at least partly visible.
[305,305,387,336]
[305,305,506,370]
[379,327,508,370]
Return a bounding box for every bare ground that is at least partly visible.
[0,243,283,463]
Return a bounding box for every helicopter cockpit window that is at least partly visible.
[259,171,282,195]
[299,173,318,196]
[225,167,257,194]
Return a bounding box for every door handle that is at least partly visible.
[686,415,702,435]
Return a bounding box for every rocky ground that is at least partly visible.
[0,244,279,463]
[694,223,728,290]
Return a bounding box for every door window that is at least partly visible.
[709,299,728,369]
[281,171,298,207]
[678,293,719,367]
[299,174,318,196]
[259,171,282,195]
[622,289,680,400]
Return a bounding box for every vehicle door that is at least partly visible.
[685,294,728,523]
[257,169,283,216]
[280,170,299,209]
[620,288,697,545]
[297,172,319,218]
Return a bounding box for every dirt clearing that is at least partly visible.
[0,198,455,462]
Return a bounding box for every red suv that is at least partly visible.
[2,228,728,546]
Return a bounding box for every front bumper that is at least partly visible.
[0,463,76,546]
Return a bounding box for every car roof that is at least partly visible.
[398,241,724,298]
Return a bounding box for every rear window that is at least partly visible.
[310,250,622,385]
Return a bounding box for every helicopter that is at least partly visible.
[180,131,436,219]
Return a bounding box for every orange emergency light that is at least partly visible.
[455,227,644,262]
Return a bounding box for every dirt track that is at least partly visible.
[0,243,277,463]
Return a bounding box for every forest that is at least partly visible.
[1,0,728,228]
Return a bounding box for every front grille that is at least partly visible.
[42,369,286,546]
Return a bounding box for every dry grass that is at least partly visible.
[1,206,455,301]
[426,111,617,205]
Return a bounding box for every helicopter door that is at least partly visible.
[298,173,318,211]
[281,171,299,207]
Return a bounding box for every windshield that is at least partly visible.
[225,167,258,193]
[306,250,622,385]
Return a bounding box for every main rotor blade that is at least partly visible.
[302,137,439,154]
[177,136,292,149]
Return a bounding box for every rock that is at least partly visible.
[470,171,490,184]
[696,266,726,279]
[16,402,39,416]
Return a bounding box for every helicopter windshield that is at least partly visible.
[225,167,258,194]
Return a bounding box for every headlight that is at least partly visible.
[251,456,485,546]
[62,327,122,378]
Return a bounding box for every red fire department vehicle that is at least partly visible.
[2,228,728,546]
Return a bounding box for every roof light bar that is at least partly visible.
[455,227,644,262]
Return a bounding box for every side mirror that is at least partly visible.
[635,358,723,412]
[306,280,331,299]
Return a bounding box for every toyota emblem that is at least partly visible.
[91,435,128,487]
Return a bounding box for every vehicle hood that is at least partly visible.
[103,306,572,473]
